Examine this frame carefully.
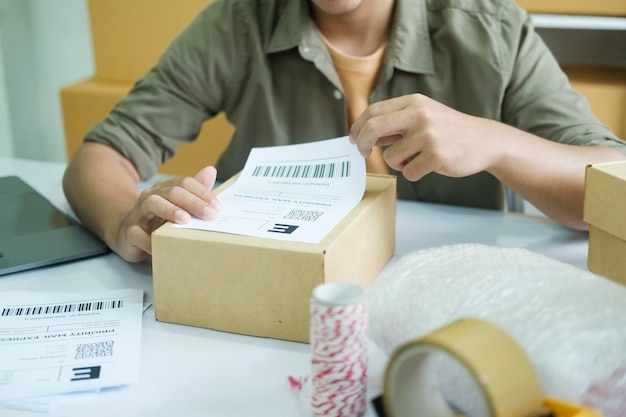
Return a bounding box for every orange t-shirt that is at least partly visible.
[319,32,389,175]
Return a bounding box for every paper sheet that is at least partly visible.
[0,288,143,402]
[175,136,366,243]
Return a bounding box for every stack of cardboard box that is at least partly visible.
[60,0,233,176]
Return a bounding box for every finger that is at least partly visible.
[375,134,404,147]
[352,113,405,157]
[151,176,219,220]
[400,149,440,182]
[194,166,217,188]
[382,127,438,181]
[126,224,153,256]
[134,193,187,226]
[146,186,218,222]
[156,173,214,204]
[350,96,411,140]
[382,130,426,171]
[351,98,420,157]
[354,111,418,158]
[194,166,221,211]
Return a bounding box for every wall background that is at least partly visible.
[0,31,12,157]
[0,0,94,161]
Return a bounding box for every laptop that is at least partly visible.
[0,175,109,276]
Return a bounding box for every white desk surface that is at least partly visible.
[0,157,590,417]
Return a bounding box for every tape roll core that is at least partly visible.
[313,282,363,306]
[383,318,546,417]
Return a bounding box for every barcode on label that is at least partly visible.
[75,341,114,359]
[284,209,323,222]
[252,161,351,179]
[1,300,124,317]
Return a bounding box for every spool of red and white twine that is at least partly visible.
[309,282,368,417]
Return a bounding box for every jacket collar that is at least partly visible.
[267,0,434,75]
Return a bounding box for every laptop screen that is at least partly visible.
[1,190,74,238]
[0,176,109,276]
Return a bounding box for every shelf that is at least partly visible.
[531,14,626,30]
[516,0,626,17]
[530,14,626,68]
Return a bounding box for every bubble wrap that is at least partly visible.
[366,244,626,417]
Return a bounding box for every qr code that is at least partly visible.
[284,209,323,222]
[75,340,114,359]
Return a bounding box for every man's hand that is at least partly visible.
[63,143,222,263]
[115,166,221,262]
[349,93,626,231]
[349,93,501,180]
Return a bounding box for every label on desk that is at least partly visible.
[0,288,143,402]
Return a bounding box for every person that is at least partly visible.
[63,0,626,263]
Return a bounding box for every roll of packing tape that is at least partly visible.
[383,318,547,417]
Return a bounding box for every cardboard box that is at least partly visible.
[584,161,626,285]
[60,78,233,177]
[60,78,133,159]
[88,0,213,82]
[563,66,626,140]
[152,174,397,342]
[515,0,626,16]
[588,226,626,286]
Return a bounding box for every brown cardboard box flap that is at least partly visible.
[588,226,626,286]
[584,161,626,241]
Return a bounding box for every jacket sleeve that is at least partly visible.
[499,2,626,151]
[84,0,240,180]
